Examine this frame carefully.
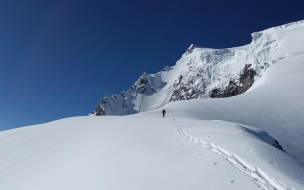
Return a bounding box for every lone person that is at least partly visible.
[161,109,166,118]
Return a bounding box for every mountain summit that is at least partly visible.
[91,20,304,116]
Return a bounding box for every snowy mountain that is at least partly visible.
[1,20,304,190]
[90,20,297,116]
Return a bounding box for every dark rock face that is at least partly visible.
[169,67,206,102]
[133,73,150,94]
[129,73,155,95]
[238,64,257,92]
[209,88,222,98]
[92,105,105,116]
[91,94,113,116]
[210,64,257,98]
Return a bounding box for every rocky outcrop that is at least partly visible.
[185,44,195,55]
[90,20,304,116]
[90,73,156,116]
[130,73,155,94]
[210,64,256,98]
[169,67,206,101]
[91,104,105,116]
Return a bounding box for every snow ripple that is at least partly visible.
[172,118,294,190]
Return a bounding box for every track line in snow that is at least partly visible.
[172,118,294,190]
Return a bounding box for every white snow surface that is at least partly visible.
[1,20,304,190]
[1,117,304,190]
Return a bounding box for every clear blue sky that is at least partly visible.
[0,0,303,131]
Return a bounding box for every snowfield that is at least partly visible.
[1,20,304,189]
[1,117,303,190]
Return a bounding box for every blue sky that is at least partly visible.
[1,0,303,131]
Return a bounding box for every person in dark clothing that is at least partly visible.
[161,109,166,118]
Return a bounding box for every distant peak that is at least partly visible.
[185,44,195,55]
[189,44,195,49]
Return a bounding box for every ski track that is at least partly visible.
[172,118,294,190]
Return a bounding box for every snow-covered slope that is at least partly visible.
[1,117,304,190]
[91,20,304,116]
[139,21,304,165]
[1,20,304,190]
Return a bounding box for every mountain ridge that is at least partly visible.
[2,20,304,190]
[91,20,304,116]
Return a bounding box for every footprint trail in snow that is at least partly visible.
[172,118,294,190]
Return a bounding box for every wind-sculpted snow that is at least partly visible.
[173,118,294,190]
[91,20,304,116]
